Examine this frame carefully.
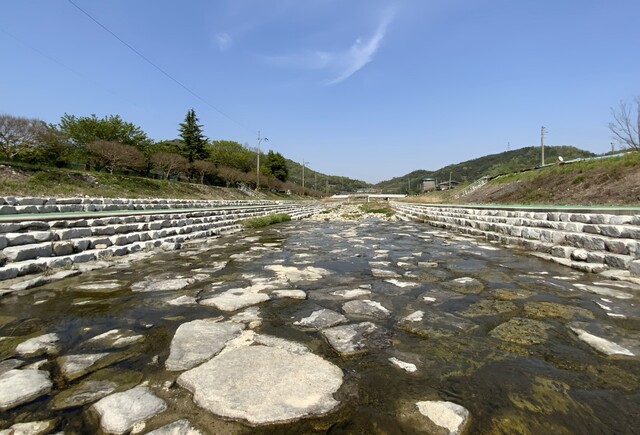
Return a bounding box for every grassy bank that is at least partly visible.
[0,163,294,200]
[403,152,640,206]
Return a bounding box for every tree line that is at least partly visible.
[0,109,305,194]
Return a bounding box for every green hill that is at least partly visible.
[284,159,370,195]
[374,146,596,193]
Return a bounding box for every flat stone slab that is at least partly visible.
[0,369,52,411]
[294,309,348,330]
[177,345,343,425]
[271,289,307,299]
[131,274,195,292]
[265,265,329,283]
[199,288,270,311]
[321,322,391,356]
[92,386,167,435]
[165,319,244,371]
[15,333,60,357]
[416,400,470,435]
[342,300,391,319]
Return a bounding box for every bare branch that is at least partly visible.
[609,98,640,150]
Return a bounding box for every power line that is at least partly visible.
[0,26,143,110]
[66,0,252,132]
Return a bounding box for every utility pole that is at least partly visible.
[302,160,309,191]
[540,126,547,166]
[314,173,317,191]
[256,131,268,190]
[611,142,615,153]
[507,141,510,151]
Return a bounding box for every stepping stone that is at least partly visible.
[342,300,391,319]
[199,289,270,312]
[92,386,167,435]
[165,319,244,371]
[0,369,52,411]
[294,309,348,330]
[15,333,60,357]
[177,345,342,425]
[330,289,371,299]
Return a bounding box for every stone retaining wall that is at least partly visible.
[0,198,321,282]
[0,196,275,215]
[392,202,640,277]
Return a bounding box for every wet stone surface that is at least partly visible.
[0,215,639,433]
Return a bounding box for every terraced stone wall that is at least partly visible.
[0,197,321,282]
[392,202,640,277]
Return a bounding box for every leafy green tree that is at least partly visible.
[179,109,208,162]
[57,113,153,153]
[262,150,289,182]
[209,140,255,172]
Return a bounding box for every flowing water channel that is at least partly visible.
[1,216,639,434]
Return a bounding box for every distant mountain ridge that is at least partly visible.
[373,146,596,194]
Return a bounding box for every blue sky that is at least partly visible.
[2,0,638,183]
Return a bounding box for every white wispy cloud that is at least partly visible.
[324,10,395,84]
[264,7,396,85]
[215,32,233,52]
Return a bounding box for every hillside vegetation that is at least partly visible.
[0,163,291,200]
[409,152,640,206]
[374,146,595,193]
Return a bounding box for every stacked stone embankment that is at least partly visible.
[0,197,321,282]
[392,202,640,277]
[0,196,276,215]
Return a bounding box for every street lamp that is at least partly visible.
[256,131,268,190]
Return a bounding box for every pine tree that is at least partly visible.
[263,150,289,182]
[178,109,208,162]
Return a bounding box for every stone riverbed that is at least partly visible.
[0,206,639,434]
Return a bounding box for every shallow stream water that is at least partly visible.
[1,217,639,434]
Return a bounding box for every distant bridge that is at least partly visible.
[330,193,407,202]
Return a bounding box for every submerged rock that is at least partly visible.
[399,309,478,339]
[50,368,143,410]
[444,277,484,294]
[146,419,202,434]
[569,327,635,356]
[415,400,470,435]
[92,386,167,435]
[131,274,195,292]
[177,345,343,425]
[523,301,594,320]
[82,329,144,350]
[322,322,391,356]
[165,319,244,371]
[489,317,553,345]
[0,369,52,411]
[461,300,518,318]
[265,265,329,283]
[294,309,348,330]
